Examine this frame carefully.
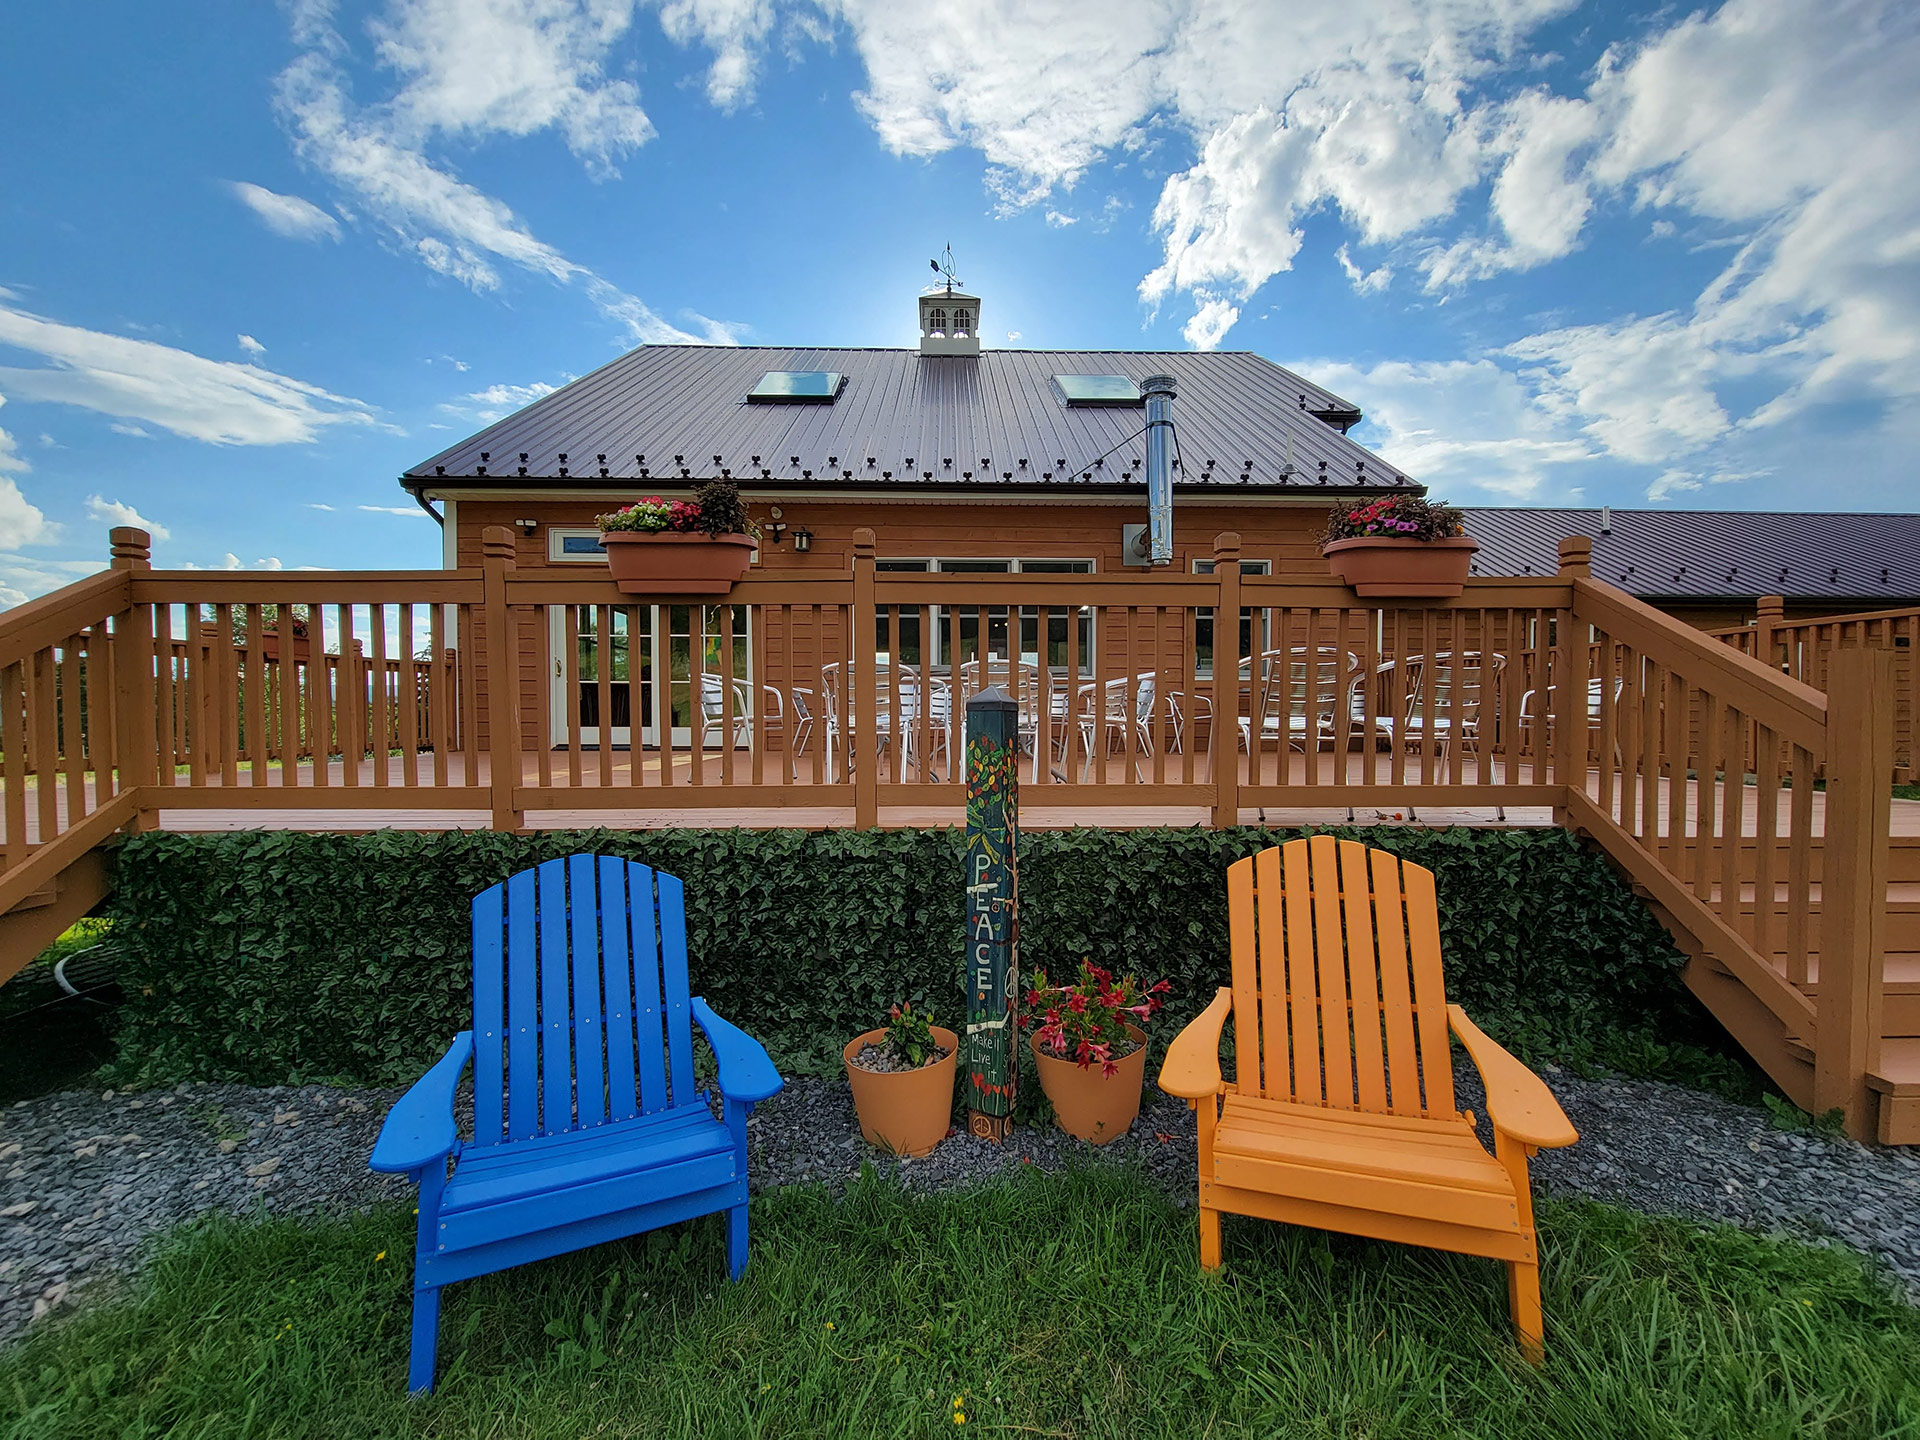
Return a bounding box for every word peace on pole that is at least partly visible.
[963,684,1019,1142]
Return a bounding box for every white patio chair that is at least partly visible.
[1237,646,1361,756]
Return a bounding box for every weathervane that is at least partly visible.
[929,244,961,294]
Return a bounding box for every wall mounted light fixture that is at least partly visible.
[792,527,814,553]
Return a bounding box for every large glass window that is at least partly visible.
[1192,558,1273,679]
[873,558,1094,674]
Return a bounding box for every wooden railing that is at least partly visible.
[1710,596,1918,782]
[0,525,1902,1141]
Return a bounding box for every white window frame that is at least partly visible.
[875,557,1096,672]
[548,527,609,563]
[1192,556,1272,679]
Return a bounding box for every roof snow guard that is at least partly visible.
[405,347,1413,497]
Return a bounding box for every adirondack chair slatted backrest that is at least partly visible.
[1227,836,1456,1118]
[470,856,696,1147]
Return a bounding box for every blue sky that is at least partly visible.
[2,0,1916,604]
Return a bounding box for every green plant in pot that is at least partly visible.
[595,480,760,596]
[842,1001,959,1157]
[1024,962,1170,1145]
[1319,494,1478,598]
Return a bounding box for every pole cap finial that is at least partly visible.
[109,526,151,571]
[1557,534,1593,578]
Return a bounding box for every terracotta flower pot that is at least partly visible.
[1030,1023,1148,1146]
[843,1025,959,1157]
[1322,535,1480,598]
[598,531,755,596]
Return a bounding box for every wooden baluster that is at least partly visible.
[563,606,583,787]
[720,603,737,787]
[1786,743,1815,988]
[533,605,553,791]
[31,648,58,843]
[151,607,174,790]
[1361,604,1380,794]
[278,606,300,788]
[369,605,390,789]
[428,604,446,788]
[1752,722,1780,957]
[2,664,25,864]
[1717,700,1744,927]
[60,635,86,822]
[597,605,615,788]
[1062,599,1080,790]
[479,527,522,830]
[397,602,418,787]
[852,530,878,827]
[750,604,767,787]
[338,606,359,788]
[1695,692,1722,903]
[1211,534,1241,827]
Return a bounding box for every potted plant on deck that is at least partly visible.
[1024,963,1170,1146]
[843,1002,959,1156]
[1320,494,1478,598]
[595,480,758,596]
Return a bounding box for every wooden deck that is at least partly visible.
[9,751,1914,839]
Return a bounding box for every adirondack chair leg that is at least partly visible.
[727,1204,750,1281]
[1508,1260,1544,1363]
[408,1284,443,1395]
[1198,1207,1223,1271]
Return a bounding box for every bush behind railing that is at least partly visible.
[100,826,1690,1087]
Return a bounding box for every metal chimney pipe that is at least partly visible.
[1142,374,1177,565]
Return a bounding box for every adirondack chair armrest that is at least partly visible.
[370,1031,473,1175]
[1446,1006,1578,1150]
[1158,987,1234,1100]
[690,998,784,1104]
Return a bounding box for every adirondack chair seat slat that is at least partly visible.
[372,854,782,1394]
[1158,835,1577,1360]
[1214,1096,1514,1194]
[451,1101,719,1176]
[438,1150,740,1255]
[440,1110,733,1215]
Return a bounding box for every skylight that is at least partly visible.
[1053,374,1142,406]
[747,370,845,402]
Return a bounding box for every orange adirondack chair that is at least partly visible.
[1158,835,1578,1357]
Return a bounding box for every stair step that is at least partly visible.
[1866,1038,1920,1098]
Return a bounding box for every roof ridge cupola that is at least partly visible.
[918,245,981,357]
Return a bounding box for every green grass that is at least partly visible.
[4,1169,1915,1439]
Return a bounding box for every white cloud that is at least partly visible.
[1291,356,1598,502]
[1005,330,1022,342]
[273,1,733,345]
[238,334,267,357]
[1182,294,1239,351]
[0,479,51,551]
[442,378,562,422]
[0,297,376,445]
[308,502,337,511]
[109,422,151,438]
[1044,210,1077,228]
[1335,244,1392,295]
[359,504,432,517]
[653,0,776,110]
[181,553,286,571]
[231,181,344,241]
[0,396,28,476]
[1645,469,1703,503]
[1504,313,1732,466]
[86,495,172,542]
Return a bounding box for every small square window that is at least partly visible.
[746,370,844,402]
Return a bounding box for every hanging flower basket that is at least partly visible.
[598,532,756,596]
[1320,494,1477,598]
[596,482,759,596]
[1322,536,1480,598]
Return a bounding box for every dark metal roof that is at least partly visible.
[404,346,1413,496]
[1463,508,1920,604]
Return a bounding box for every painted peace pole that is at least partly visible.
[963,684,1020,1142]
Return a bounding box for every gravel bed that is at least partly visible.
[4,1060,1918,1343]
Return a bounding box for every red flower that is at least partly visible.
[1067,994,1087,1014]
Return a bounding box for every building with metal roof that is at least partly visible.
[403,345,1406,504]
[1463,507,1920,624]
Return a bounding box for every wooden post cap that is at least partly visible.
[852,527,876,559]
[1757,593,1786,617]
[1557,535,1593,577]
[1212,532,1242,561]
[109,526,151,569]
[481,525,518,560]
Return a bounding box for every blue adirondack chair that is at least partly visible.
[370,855,783,1393]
